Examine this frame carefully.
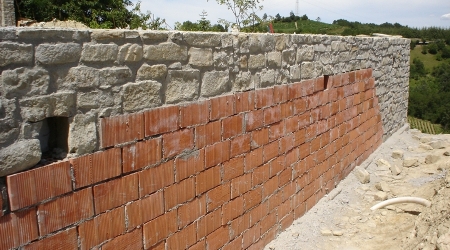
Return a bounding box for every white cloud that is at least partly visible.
[441,13,450,20]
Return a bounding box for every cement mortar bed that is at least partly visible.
[265,125,450,250]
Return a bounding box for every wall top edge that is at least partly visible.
[0,27,410,42]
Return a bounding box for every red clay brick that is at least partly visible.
[175,149,205,181]
[162,128,194,159]
[101,228,143,250]
[255,88,275,109]
[7,161,72,211]
[263,140,280,163]
[278,168,292,187]
[206,226,230,250]
[71,148,122,189]
[244,147,264,172]
[301,79,314,96]
[167,222,197,249]
[252,163,270,187]
[269,121,285,141]
[122,138,162,173]
[144,105,179,137]
[191,240,207,250]
[24,227,77,250]
[249,202,269,226]
[223,236,243,250]
[93,173,138,214]
[0,208,38,249]
[349,71,356,83]
[205,140,230,169]
[206,182,231,212]
[260,212,277,235]
[262,177,279,199]
[0,197,3,217]
[230,214,250,239]
[293,98,307,115]
[197,208,222,240]
[178,196,206,229]
[230,134,251,158]
[100,112,144,148]
[280,212,294,231]
[235,90,255,113]
[298,111,311,129]
[126,191,164,229]
[280,133,295,154]
[210,95,235,121]
[280,101,294,119]
[222,114,244,139]
[38,188,93,236]
[243,187,262,211]
[245,109,264,132]
[143,210,177,248]
[270,156,286,177]
[263,106,282,125]
[78,207,125,250]
[223,156,245,182]
[222,196,244,224]
[196,165,221,195]
[274,84,288,104]
[196,121,221,149]
[243,223,261,249]
[285,116,299,134]
[268,192,283,212]
[293,128,306,147]
[251,128,269,149]
[164,177,196,210]
[288,82,302,99]
[231,173,252,199]
[180,100,209,128]
[139,161,175,197]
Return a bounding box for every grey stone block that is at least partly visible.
[165,70,200,104]
[2,67,50,98]
[123,81,162,112]
[137,64,167,82]
[143,42,187,61]
[68,112,98,155]
[0,42,33,67]
[184,32,221,47]
[0,139,41,177]
[201,71,230,97]
[36,43,82,65]
[118,43,143,62]
[20,92,76,122]
[81,44,118,62]
[189,47,213,67]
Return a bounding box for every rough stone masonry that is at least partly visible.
[0,0,15,27]
[0,28,410,177]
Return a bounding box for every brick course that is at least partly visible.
[0,69,385,249]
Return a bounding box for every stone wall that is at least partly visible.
[0,28,410,177]
[0,0,15,27]
[0,28,409,249]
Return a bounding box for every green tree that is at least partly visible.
[208,0,263,30]
[427,43,438,54]
[15,0,155,29]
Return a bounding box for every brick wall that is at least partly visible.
[0,68,383,249]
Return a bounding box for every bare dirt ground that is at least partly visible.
[265,125,450,250]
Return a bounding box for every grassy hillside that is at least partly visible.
[410,45,445,71]
[272,20,344,35]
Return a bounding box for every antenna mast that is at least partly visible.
[295,0,299,16]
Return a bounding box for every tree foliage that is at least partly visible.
[208,0,263,31]
[14,0,160,29]
[175,11,227,32]
[409,61,450,132]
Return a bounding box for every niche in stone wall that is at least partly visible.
[38,117,69,160]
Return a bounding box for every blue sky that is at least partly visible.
[134,0,450,29]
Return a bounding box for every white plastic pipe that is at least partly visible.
[370,197,432,211]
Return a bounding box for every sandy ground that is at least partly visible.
[265,125,450,250]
